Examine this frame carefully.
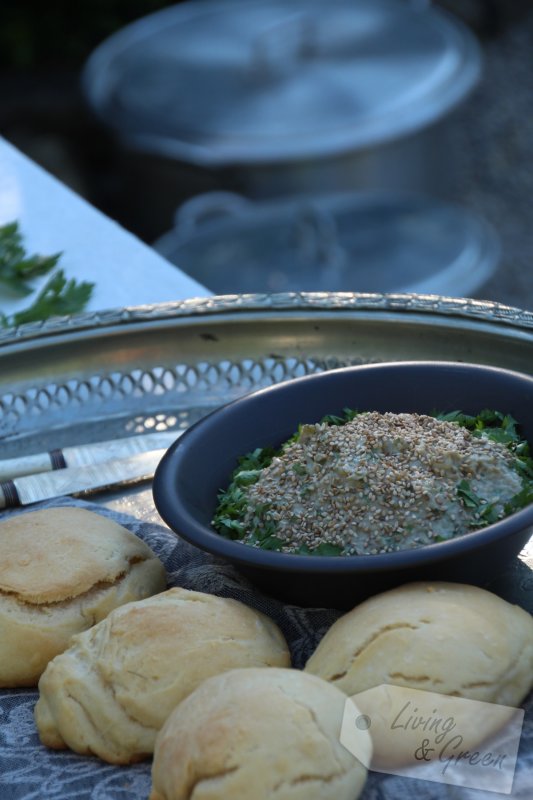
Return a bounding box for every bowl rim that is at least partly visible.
[153,360,533,573]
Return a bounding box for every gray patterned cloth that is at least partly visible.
[0,497,531,800]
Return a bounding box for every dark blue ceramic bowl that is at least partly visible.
[153,362,533,608]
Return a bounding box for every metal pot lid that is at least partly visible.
[154,190,500,297]
[84,0,482,165]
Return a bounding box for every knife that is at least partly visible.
[0,448,168,509]
[0,430,181,482]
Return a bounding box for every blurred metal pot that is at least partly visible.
[83,0,482,239]
[153,190,500,296]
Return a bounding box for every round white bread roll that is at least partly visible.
[305,582,533,771]
[305,582,533,706]
[150,667,371,800]
[0,506,167,687]
[35,587,291,764]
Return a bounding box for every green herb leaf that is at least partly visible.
[478,503,501,525]
[504,486,533,516]
[236,447,277,472]
[213,517,246,540]
[233,469,263,487]
[0,221,60,296]
[457,479,482,509]
[256,535,284,551]
[437,408,521,445]
[0,222,95,326]
[212,483,249,537]
[8,270,94,326]
[513,457,533,480]
[480,414,520,445]
[292,463,307,476]
[314,542,344,556]
[295,542,344,556]
[435,410,477,428]
[456,479,502,525]
[320,408,361,426]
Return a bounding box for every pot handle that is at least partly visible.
[174,192,252,235]
[289,203,347,281]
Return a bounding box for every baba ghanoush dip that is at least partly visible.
[213,410,533,556]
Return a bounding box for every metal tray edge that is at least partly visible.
[1,292,533,348]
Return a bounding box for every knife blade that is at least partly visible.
[0,448,168,509]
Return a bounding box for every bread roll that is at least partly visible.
[305,582,533,706]
[305,582,533,768]
[0,506,166,687]
[150,667,371,800]
[35,587,291,763]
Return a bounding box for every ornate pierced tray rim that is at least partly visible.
[1,292,533,346]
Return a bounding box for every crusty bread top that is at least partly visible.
[66,587,291,731]
[34,587,292,762]
[150,667,371,800]
[0,507,159,604]
[305,581,533,706]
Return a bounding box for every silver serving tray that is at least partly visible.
[1,291,533,504]
[2,291,533,534]
[1,292,533,800]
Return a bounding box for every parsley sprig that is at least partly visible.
[0,222,94,327]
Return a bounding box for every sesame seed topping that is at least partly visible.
[238,412,522,555]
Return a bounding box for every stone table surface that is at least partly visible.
[0,136,210,321]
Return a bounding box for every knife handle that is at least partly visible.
[0,451,66,483]
[0,480,20,509]
[0,431,178,482]
[0,448,166,509]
